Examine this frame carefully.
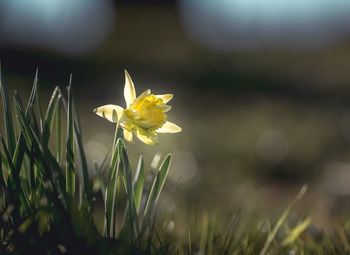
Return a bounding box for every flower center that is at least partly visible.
[124,94,167,130]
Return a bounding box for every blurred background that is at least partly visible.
[2,0,350,225]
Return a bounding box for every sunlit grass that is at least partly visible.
[1,69,350,254]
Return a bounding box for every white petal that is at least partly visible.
[155,94,173,103]
[94,104,124,123]
[156,121,182,133]
[161,105,172,112]
[123,129,133,142]
[138,89,151,98]
[136,130,158,145]
[124,70,136,107]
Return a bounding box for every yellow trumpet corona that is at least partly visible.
[94,70,182,145]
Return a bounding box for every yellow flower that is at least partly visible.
[94,70,182,145]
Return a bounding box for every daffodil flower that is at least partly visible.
[94,70,182,145]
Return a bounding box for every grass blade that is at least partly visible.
[72,98,91,204]
[281,217,311,247]
[104,156,121,238]
[119,139,139,240]
[66,75,75,196]
[143,154,171,218]
[0,149,7,189]
[43,86,61,146]
[133,156,144,213]
[103,126,122,238]
[14,91,67,208]
[140,154,171,238]
[32,69,44,131]
[0,134,30,211]
[12,72,39,174]
[0,65,16,156]
[110,124,123,170]
[259,185,308,255]
[56,96,62,163]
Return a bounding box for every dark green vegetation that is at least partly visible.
[0,70,170,254]
[1,70,350,255]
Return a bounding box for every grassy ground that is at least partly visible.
[1,71,350,255]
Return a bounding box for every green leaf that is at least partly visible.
[281,217,311,246]
[14,93,67,209]
[133,156,144,212]
[143,154,171,218]
[12,72,40,178]
[0,134,17,189]
[110,125,123,171]
[118,139,139,240]
[65,75,75,196]
[0,133,30,211]
[104,155,121,238]
[12,91,31,174]
[152,154,171,203]
[103,126,123,238]
[0,64,16,156]
[13,91,36,150]
[141,154,171,237]
[32,69,44,131]
[43,86,61,146]
[259,185,308,255]
[56,95,62,163]
[0,149,7,189]
[72,97,91,204]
